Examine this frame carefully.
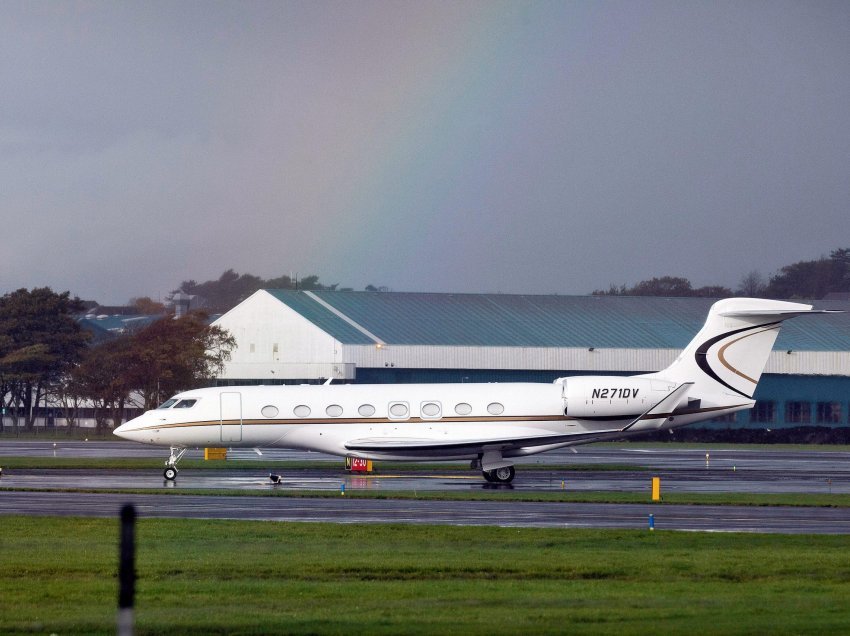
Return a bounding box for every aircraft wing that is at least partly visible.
[344,429,622,455]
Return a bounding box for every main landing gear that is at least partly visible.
[163,446,188,481]
[482,465,516,483]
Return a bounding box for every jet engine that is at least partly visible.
[556,376,676,418]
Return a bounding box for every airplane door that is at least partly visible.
[220,392,242,442]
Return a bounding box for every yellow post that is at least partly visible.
[651,476,661,501]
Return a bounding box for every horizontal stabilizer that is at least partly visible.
[720,308,841,319]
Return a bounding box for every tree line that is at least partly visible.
[159,249,850,315]
[593,248,850,299]
[0,288,234,434]
[170,269,390,314]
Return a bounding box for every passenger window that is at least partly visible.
[294,405,311,418]
[421,402,441,418]
[261,405,279,418]
[358,404,376,417]
[326,405,343,417]
[389,402,409,419]
[487,402,504,415]
[455,403,472,416]
[174,399,197,409]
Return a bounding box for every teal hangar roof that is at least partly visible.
[263,291,849,351]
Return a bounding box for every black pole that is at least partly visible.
[118,503,136,635]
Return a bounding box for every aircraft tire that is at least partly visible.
[163,467,178,481]
[482,470,496,482]
[492,466,515,483]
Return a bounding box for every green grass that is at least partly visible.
[2,516,850,635]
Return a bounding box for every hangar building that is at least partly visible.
[212,290,850,429]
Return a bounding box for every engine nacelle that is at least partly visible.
[557,376,676,418]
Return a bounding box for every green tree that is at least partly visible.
[0,288,89,430]
[130,296,167,314]
[172,269,346,312]
[124,312,235,410]
[67,337,134,434]
[764,248,850,299]
[593,276,731,297]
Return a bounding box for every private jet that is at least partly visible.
[114,298,835,482]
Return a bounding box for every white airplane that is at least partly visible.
[114,298,835,483]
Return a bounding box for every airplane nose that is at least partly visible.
[114,417,143,440]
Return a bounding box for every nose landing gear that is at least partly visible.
[164,446,188,481]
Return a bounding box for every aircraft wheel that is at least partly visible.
[164,466,178,481]
[492,466,515,483]
[482,470,496,482]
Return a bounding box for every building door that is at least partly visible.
[220,392,242,442]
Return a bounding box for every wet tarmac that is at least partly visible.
[3,441,850,532]
[1,441,849,494]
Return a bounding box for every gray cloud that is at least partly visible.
[1,1,848,302]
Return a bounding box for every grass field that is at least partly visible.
[2,516,850,635]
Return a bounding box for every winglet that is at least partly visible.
[621,382,694,432]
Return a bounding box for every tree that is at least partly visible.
[171,269,345,312]
[124,312,235,410]
[130,296,167,314]
[67,337,134,434]
[764,248,850,299]
[692,285,734,298]
[0,288,90,430]
[737,270,767,297]
[593,277,731,298]
[172,269,263,313]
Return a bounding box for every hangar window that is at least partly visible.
[751,401,775,423]
[785,401,811,424]
[157,398,178,409]
[261,405,279,418]
[174,399,197,409]
[712,412,737,423]
[358,404,376,417]
[454,402,472,416]
[294,405,311,418]
[421,402,441,418]
[326,404,343,417]
[816,401,843,424]
[389,402,409,419]
[487,402,504,415]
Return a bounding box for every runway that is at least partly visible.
[2,441,850,532]
[2,440,849,494]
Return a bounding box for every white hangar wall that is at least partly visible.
[213,291,354,381]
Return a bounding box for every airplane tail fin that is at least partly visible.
[643,298,827,399]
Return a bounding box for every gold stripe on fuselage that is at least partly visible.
[128,403,746,433]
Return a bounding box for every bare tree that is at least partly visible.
[737,270,767,297]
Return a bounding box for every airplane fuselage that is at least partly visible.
[116,380,743,462]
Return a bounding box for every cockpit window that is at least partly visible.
[174,399,197,409]
[157,398,179,409]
